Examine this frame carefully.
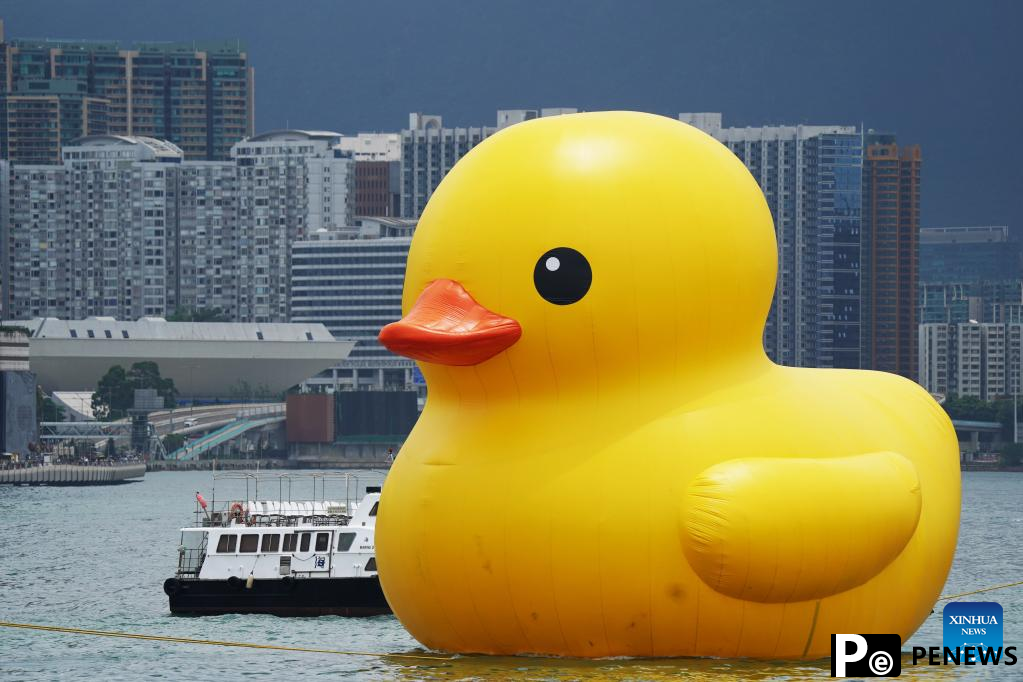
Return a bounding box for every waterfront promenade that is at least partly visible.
[0,461,146,485]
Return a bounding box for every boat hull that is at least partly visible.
[165,576,391,616]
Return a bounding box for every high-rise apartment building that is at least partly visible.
[1,130,353,322]
[680,113,863,369]
[919,321,1021,400]
[290,217,418,394]
[2,135,184,320]
[231,130,355,321]
[861,132,921,380]
[920,226,1021,283]
[0,21,253,162]
[0,79,109,164]
[400,108,577,218]
[918,227,1022,325]
[339,133,402,217]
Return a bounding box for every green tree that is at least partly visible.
[127,361,178,408]
[941,394,998,422]
[167,307,230,322]
[92,365,133,420]
[998,443,1023,467]
[92,361,179,420]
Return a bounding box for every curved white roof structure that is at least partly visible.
[245,130,342,143]
[67,135,185,160]
[8,318,354,400]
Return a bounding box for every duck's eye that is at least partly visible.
[533,247,592,305]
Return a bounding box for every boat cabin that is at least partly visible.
[176,492,380,581]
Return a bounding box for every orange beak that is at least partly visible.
[378,279,522,366]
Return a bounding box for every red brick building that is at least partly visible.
[862,133,921,379]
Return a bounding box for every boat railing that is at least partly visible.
[196,504,354,528]
[202,514,354,528]
[176,546,206,577]
[192,470,383,527]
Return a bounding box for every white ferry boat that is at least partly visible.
[163,473,390,616]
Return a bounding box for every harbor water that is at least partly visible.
[0,470,1019,680]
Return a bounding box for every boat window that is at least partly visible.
[337,532,356,552]
[216,534,237,553]
[300,532,311,552]
[315,532,330,552]
[261,534,280,552]
[283,533,297,552]
[239,534,259,552]
[365,557,377,572]
[368,501,379,517]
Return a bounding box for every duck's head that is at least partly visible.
[380,112,777,402]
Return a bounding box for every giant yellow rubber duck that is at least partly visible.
[376,111,960,659]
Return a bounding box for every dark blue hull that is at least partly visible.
[164,575,391,616]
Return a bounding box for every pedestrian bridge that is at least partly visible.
[168,415,285,460]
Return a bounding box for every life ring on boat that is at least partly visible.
[228,502,246,523]
[227,575,244,590]
[163,578,182,596]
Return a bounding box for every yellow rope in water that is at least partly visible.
[7,579,1023,655]
[938,579,1023,602]
[0,621,454,661]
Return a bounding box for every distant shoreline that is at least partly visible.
[147,459,392,472]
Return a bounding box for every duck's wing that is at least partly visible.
[681,452,921,603]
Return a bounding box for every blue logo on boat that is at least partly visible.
[943,601,1003,653]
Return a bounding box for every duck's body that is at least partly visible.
[375,111,960,659]
[380,364,957,658]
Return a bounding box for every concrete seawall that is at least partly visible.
[0,463,146,485]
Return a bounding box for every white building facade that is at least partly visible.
[680,113,863,369]
[919,321,1023,400]
[337,132,401,161]
[1,131,355,323]
[400,108,577,219]
[290,217,417,394]
[6,317,353,400]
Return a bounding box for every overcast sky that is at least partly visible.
[5,1,1021,230]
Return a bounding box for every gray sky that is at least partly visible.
[4,1,1021,231]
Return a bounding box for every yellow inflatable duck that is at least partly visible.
[376,111,960,659]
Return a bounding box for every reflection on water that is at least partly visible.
[377,652,975,680]
[0,471,1018,680]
